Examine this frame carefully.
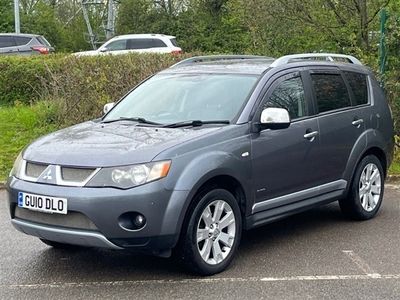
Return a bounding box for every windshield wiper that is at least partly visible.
[101,117,162,125]
[163,120,230,128]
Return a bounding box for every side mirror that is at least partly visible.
[260,107,291,130]
[99,48,107,52]
[103,102,115,114]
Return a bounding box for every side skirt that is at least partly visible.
[245,189,345,230]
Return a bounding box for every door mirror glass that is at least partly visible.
[260,107,291,129]
[103,102,115,114]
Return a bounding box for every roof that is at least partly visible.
[162,54,368,76]
[162,59,274,75]
[0,33,40,38]
[110,34,175,40]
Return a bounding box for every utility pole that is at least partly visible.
[14,0,20,34]
[106,0,115,40]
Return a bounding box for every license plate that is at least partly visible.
[18,192,67,215]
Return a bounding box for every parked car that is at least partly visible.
[73,34,182,56]
[7,54,394,275]
[0,33,54,55]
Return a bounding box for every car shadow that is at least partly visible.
[27,202,362,282]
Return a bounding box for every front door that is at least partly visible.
[251,71,322,212]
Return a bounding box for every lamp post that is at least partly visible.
[14,0,20,33]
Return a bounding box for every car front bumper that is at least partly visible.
[6,176,190,252]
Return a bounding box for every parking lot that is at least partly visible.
[0,186,399,299]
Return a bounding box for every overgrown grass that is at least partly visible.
[389,161,400,175]
[0,103,59,181]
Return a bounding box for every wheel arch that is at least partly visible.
[175,173,248,248]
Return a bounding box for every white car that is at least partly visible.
[74,34,182,56]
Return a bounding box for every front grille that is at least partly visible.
[61,167,96,182]
[21,160,98,187]
[15,207,98,231]
[26,162,47,178]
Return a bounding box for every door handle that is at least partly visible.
[304,130,319,141]
[352,119,364,127]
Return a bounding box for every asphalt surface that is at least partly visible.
[0,186,399,299]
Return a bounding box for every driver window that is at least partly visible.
[261,76,307,120]
[104,40,127,51]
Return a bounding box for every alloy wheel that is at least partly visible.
[196,200,236,265]
[359,163,382,212]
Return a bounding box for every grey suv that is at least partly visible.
[6,54,394,275]
[0,33,54,55]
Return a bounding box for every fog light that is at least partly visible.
[134,214,146,228]
[118,212,147,230]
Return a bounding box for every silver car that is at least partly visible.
[0,33,54,55]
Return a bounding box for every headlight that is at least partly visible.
[9,152,24,178]
[86,160,171,189]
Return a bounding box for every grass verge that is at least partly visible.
[0,103,59,181]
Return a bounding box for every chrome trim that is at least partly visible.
[252,179,347,214]
[19,160,100,187]
[352,119,364,127]
[12,219,122,249]
[303,131,319,141]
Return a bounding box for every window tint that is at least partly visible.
[170,38,178,47]
[14,36,31,46]
[127,38,167,49]
[105,40,127,51]
[0,36,16,48]
[344,71,368,106]
[311,74,351,113]
[36,36,51,47]
[262,76,307,119]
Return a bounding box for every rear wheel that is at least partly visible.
[339,155,384,220]
[180,189,242,275]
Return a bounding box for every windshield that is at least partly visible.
[104,73,258,124]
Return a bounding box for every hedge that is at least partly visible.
[0,53,192,124]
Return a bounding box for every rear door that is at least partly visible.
[14,36,33,55]
[307,68,367,184]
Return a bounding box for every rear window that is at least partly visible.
[170,38,178,47]
[127,38,167,49]
[36,36,51,47]
[344,71,368,106]
[14,36,32,46]
[311,73,351,113]
[0,36,16,48]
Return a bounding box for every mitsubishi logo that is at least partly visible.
[43,168,53,181]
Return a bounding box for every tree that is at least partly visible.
[0,0,14,32]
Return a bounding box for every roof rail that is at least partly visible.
[270,53,363,68]
[171,55,273,68]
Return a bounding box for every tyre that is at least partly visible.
[339,155,384,220]
[180,189,242,275]
[40,238,81,249]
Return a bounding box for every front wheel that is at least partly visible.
[339,155,384,220]
[180,189,242,275]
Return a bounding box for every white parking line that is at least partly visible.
[342,250,379,276]
[3,274,400,290]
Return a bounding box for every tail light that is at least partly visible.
[31,46,49,55]
[171,49,182,55]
